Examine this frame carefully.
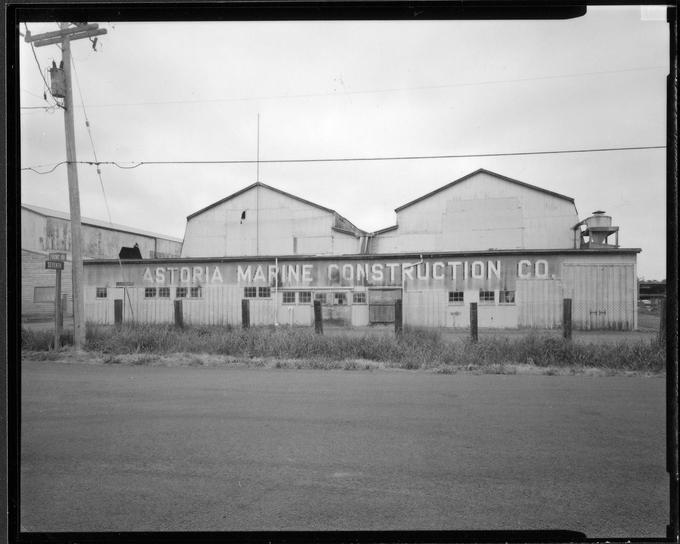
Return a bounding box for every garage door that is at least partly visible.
[368,288,401,324]
[562,263,636,330]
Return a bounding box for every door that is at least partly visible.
[562,263,635,330]
[368,288,401,324]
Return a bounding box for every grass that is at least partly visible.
[20,322,666,374]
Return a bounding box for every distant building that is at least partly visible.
[21,204,183,320]
[84,169,640,330]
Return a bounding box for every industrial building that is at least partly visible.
[82,169,640,330]
[21,203,183,320]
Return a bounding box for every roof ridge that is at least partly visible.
[394,168,575,212]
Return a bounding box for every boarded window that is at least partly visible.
[145,287,157,298]
[353,292,366,304]
[96,287,107,298]
[448,291,464,304]
[158,287,170,298]
[499,290,515,304]
[298,291,311,304]
[480,290,495,304]
[244,287,257,298]
[34,286,55,303]
[283,292,296,304]
[176,287,187,298]
[258,287,271,298]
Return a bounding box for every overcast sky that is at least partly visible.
[19,6,669,279]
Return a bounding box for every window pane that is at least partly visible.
[244,287,257,298]
[353,292,366,304]
[448,291,464,303]
[283,292,296,304]
[158,287,170,298]
[176,287,187,298]
[96,288,107,298]
[191,287,202,298]
[480,290,495,302]
[299,291,311,303]
[145,287,156,298]
[258,287,271,298]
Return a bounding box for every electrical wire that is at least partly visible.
[24,23,64,110]
[20,145,667,174]
[72,66,667,109]
[70,50,135,320]
[70,54,113,223]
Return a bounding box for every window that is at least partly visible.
[176,287,187,298]
[298,291,312,304]
[258,287,271,298]
[244,287,257,298]
[448,291,464,304]
[314,292,327,304]
[499,290,515,304]
[283,292,296,304]
[158,287,170,298]
[190,287,202,298]
[334,292,347,305]
[145,287,157,298]
[353,292,366,304]
[96,287,107,298]
[34,286,55,303]
[480,290,495,303]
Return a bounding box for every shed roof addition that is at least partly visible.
[21,203,183,242]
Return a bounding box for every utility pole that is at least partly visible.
[26,23,107,350]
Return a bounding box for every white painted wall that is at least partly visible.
[372,171,579,253]
[182,185,360,257]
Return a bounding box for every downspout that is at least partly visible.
[401,255,424,327]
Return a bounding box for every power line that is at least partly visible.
[20,145,666,174]
[68,66,667,109]
[70,53,114,224]
[24,24,63,110]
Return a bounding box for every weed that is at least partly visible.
[19,322,666,373]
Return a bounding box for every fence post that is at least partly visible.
[394,299,403,336]
[563,298,572,340]
[241,299,250,329]
[314,300,323,334]
[114,299,123,327]
[174,299,183,328]
[470,302,478,343]
[658,298,666,345]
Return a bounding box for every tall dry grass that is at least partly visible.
[21,323,666,373]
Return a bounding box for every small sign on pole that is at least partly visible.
[45,260,65,270]
[45,256,64,349]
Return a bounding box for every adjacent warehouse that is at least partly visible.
[82,169,640,330]
[21,204,183,320]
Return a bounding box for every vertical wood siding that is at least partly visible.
[562,263,635,330]
[516,279,563,328]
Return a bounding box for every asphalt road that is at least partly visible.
[20,361,667,536]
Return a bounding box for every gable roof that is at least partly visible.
[186,181,364,235]
[394,168,575,213]
[21,203,183,242]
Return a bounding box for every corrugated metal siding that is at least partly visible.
[516,279,563,328]
[562,263,635,330]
